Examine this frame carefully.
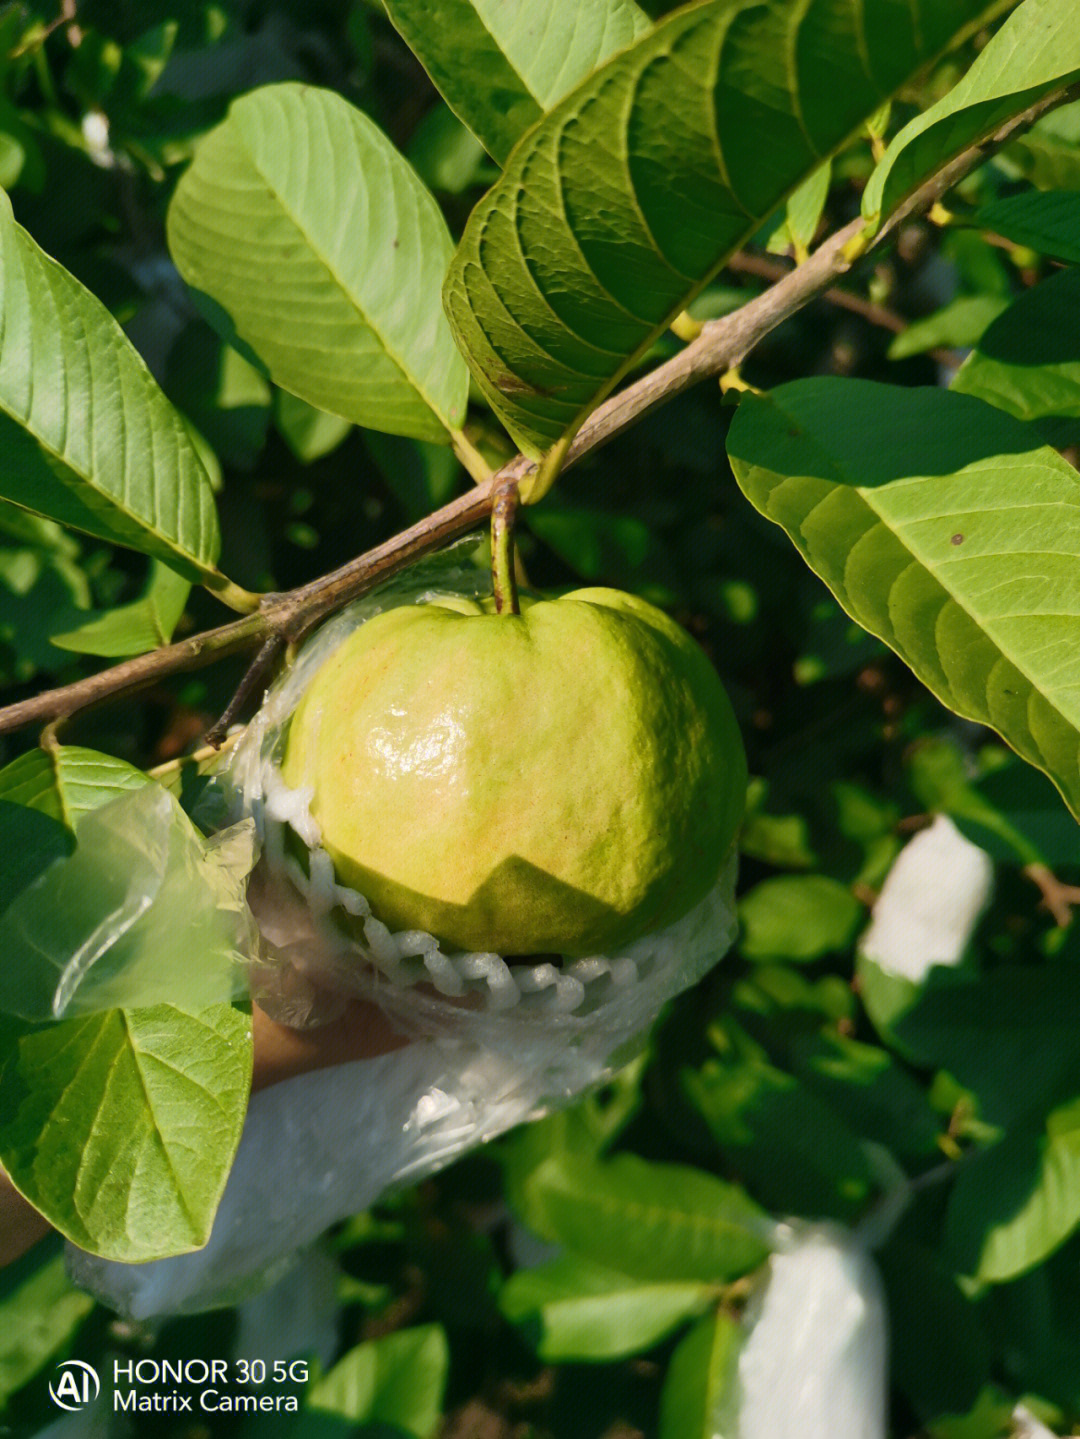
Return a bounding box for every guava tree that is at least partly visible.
[3,0,1080,1432]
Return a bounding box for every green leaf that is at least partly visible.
[384,0,652,165]
[0,522,90,684]
[798,1031,943,1165]
[523,1152,772,1282]
[738,875,863,962]
[727,378,1080,820]
[444,0,1014,454]
[767,160,832,260]
[0,189,220,581]
[1007,95,1080,188]
[363,432,463,522]
[887,294,1009,361]
[164,321,272,471]
[906,736,1044,866]
[0,748,143,918]
[50,561,190,657]
[526,503,677,590]
[951,267,1080,420]
[989,1237,1080,1412]
[300,1324,449,1438]
[893,963,1080,1129]
[0,747,252,1020]
[947,1097,1080,1282]
[168,83,468,443]
[0,1246,95,1406]
[879,1239,992,1423]
[406,103,494,195]
[659,1308,741,1439]
[500,1255,714,1361]
[274,391,352,464]
[863,0,1080,229]
[686,1057,877,1218]
[977,189,1080,263]
[0,1001,251,1262]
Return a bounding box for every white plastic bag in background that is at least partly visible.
[737,1223,888,1439]
[860,814,993,983]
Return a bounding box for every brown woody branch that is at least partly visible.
[0,85,1072,741]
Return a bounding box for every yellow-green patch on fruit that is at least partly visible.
[281,588,746,957]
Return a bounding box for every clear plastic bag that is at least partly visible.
[0,783,255,1021]
[70,558,740,1316]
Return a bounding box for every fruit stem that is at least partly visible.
[491,484,520,616]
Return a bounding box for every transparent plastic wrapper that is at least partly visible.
[70,558,740,1316]
[0,783,255,1020]
[737,1222,888,1439]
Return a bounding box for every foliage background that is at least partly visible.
[2,1,1080,1436]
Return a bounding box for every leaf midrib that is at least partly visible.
[232,118,454,434]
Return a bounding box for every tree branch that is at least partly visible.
[725,251,964,367]
[0,84,1072,741]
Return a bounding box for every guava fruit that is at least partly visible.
[280,588,746,957]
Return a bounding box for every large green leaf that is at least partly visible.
[0,190,221,582]
[863,0,1080,229]
[727,378,1080,818]
[0,1002,251,1262]
[951,267,1080,420]
[444,0,1014,454]
[168,84,468,444]
[524,1152,771,1282]
[500,1254,714,1361]
[383,0,652,165]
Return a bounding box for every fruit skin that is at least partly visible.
[280,588,747,957]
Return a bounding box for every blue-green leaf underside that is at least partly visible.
[168,84,468,444]
[0,191,220,580]
[382,0,652,165]
[727,378,1080,819]
[444,0,1015,454]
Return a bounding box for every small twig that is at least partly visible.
[1023,862,1080,928]
[726,250,964,367]
[490,485,520,616]
[147,730,242,780]
[0,84,1072,741]
[204,634,286,748]
[450,427,493,484]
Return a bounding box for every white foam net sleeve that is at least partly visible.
[68,558,740,1316]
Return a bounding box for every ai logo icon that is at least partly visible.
[49,1360,100,1412]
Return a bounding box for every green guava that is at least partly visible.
[280,588,746,957]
